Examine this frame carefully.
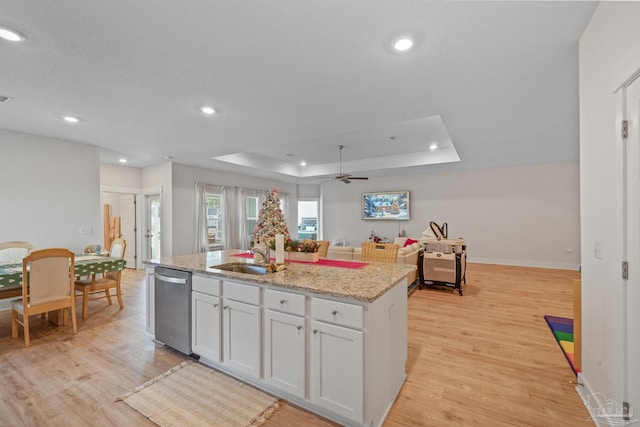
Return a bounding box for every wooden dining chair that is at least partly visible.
[11,248,77,347]
[316,240,330,258]
[75,238,126,319]
[361,242,399,263]
[0,241,33,264]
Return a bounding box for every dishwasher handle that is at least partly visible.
[155,273,188,285]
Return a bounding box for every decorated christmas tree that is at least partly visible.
[252,187,290,245]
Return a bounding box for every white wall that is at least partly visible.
[579,1,640,412]
[170,163,298,256]
[322,161,580,269]
[100,163,142,189]
[0,129,101,252]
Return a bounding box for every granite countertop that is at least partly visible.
[145,250,415,303]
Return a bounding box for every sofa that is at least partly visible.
[326,237,423,284]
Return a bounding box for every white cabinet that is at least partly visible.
[310,298,364,423]
[264,289,306,398]
[145,266,155,334]
[192,292,221,362]
[191,275,222,363]
[222,281,261,379]
[175,271,408,427]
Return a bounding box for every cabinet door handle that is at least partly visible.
[332,310,338,316]
[313,329,318,334]
[214,303,219,308]
[223,306,229,310]
[280,299,286,304]
[297,325,303,330]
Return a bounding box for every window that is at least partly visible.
[198,186,289,251]
[297,200,319,240]
[206,192,223,249]
[246,195,259,244]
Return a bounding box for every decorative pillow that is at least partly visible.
[394,237,407,246]
[403,238,418,247]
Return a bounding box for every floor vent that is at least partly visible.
[0,95,14,104]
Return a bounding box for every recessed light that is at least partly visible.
[429,143,438,150]
[118,158,127,163]
[300,161,307,166]
[63,116,80,123]
[0,26,25,42]
[394,38,413,52]
[201,106,215,115]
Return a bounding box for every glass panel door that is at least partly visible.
[145,194,161,260]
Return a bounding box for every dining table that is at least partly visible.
[0,254,126,299]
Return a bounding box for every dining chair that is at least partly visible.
[11,248,77,347]
[316,240,330,258]
[0,241,33,264]
[361,242,399,263]
[75,238,126,319]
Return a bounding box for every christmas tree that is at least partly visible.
[252,187,290,245]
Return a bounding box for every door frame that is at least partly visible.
[101,185,142,269]
[611,40,640,423]
[142,189,163,261]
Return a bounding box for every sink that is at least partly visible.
[211,262,267,275]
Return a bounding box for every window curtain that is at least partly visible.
[222,186,248,250]
[194,184,289,252]
[193,182,208,253]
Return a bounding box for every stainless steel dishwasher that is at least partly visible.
[154,267,192,355]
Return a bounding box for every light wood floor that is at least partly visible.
[0,263,591,426]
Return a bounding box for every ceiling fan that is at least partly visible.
[332,145,368,184]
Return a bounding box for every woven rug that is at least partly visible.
[544,315,579,375]
[116,361,279,426]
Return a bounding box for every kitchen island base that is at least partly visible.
[146,250,414,427]
[195,276,408,427]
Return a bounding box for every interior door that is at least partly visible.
[119,194,137,269]
[624,76,640,421]
[145,194,161,260]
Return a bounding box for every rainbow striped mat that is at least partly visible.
[544,315,579,375]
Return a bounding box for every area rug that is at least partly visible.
[544,315,579,375]
[116,361,279,427]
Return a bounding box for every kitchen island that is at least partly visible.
[145,250,414,427]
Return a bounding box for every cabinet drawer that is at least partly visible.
[311,298,363,329]
[265,288,305,316]
[223,281,261,305]
[192,274,221,296]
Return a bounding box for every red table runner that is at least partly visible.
[231,252,368,269]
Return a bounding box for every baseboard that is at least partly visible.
[469,257,579,271]
[576,373,631,427]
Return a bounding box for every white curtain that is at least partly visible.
[222,186,248,250]
[194,184,289,252]
[193,182,208,253]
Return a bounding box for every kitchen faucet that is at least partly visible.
[251,246,270,264]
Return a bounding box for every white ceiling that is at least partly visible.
[0,1,597,183]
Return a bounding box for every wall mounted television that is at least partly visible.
[362,191,410,220]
